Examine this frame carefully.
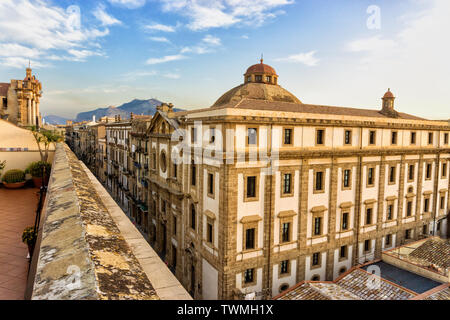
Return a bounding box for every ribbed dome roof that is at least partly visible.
[383,88,395,98]
[244,60,277,76]
[212,82,301,107]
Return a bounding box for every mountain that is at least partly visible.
[44,115,72,125]
[75,98,177,122]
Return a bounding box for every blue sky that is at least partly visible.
[0,0,449,120]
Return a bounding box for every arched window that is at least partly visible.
[191,160,196,186]
[190,204,196,230]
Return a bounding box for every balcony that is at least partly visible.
[27,144,190,300]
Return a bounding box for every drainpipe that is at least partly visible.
[354,126,364,266]
[265,124,273,299]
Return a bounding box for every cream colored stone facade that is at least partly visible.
[0,67,42,127]
[67,62,450,300]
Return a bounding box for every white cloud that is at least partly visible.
[93,4,122,27]
[241,35,249,39]
[145,23,176,32]
[202,35,221,46]
[108,0,146,9]
[164,73,181,79]
[0,0,109,67]
[159,0,293,31]
[276,51,319,66]
[146,54,186,65]
[149,36,171,43]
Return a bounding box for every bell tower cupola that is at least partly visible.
[380,88,398,118]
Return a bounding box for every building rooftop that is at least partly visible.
[0,83,10,96]
[361,261,442,294]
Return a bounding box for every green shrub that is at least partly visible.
[26,161,51,178]
[22,226,37,245]
[2,169,25,183]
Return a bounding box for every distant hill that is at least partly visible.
[44,115,72,125]
[75,98,179,122]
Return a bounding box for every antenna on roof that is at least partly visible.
[260,53,263,64]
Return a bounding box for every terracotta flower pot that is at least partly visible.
[32,176,49,188]
[3,181,26,189]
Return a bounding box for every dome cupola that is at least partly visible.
[244,58,278,85]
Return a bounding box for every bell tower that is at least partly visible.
[380,88,398,118]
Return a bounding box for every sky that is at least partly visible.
[0,0,449,120]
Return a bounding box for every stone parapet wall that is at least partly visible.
[30,143,190,300]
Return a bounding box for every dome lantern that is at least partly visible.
[244,58,278,85]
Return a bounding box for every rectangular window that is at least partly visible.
[315,171,324,191]
[208,173,214,195]
[369,130,376,145]
[343,169,351,188]
[191,164,196,186]
[428,132,433,145]
[442,163,447,178]
[385,234,391,246]
[440,196,445,210]
[284,128,292,145]
[191,127,197,144]
[411,132,416,145]
[245,228,255,250]
[367,167,374,186]
[191,206,196,230]
[426,163,432,179]
[283,173,292,194]
[364,240,370,252]
[405,229,411,240]
[342,212,349,230]
[173,163,177,178]
[316,129,324,145]
[445,133,449,145]
[340,245,347,259]
[389,166,396,184]
[423,224,428,235]
[246,176,256,198]
[209,128,215,143]
[424,198,430,213]
[207,223,213,243]
[248,128,257,145]
[281,222,290,242]
[172,245,177,268]
[280,260,289,274]
[344,130,352,145]
[407,201,413,217]
[314,217,322,236]
[173,215,177,235]
[366,208,372,225]
[244,269,254,284]
[387,204,393,220]
[312,252,320,266]
[391,131,397,145]
[408,164,415,181]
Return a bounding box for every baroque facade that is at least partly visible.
[67,61,450,300]
[0,67,42,127]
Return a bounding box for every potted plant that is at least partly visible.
[22,226,37,257]
[26,161,51,188]
[2,169,26,189]
[0,160,5,183]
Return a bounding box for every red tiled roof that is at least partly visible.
[245,62,277,76]
[0,83,10,96]
[210,98,425,120]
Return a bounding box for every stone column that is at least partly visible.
[27,98,32,125]
[32,99,36,126]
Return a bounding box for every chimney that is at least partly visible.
[118,115,121,122]
[130,112,134,121]
[93,115,96,123]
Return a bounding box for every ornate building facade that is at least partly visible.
[67,60,450,300]
[0,67,42,127]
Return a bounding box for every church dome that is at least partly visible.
[212,60,301,107]
[245,61,277,76]
[383,88,395,99]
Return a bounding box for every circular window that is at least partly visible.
[311,275,320,281]
[160,150,167,173]
[279,283,289,293]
